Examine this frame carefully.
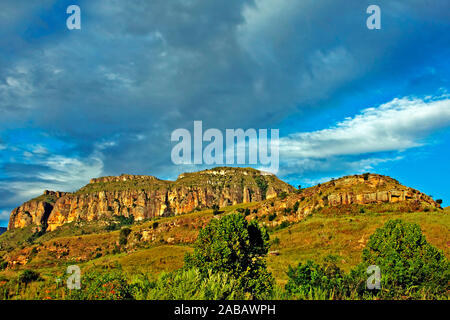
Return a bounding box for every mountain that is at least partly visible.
[249,173,441,228]
[8,167,295,231]
[1,171,445,275]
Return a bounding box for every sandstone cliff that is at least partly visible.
[251,173,442,228]
[7,191,68,230]
[8,167,295,231]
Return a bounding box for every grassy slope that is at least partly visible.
[268,210,450,285]
[1,205,448,290]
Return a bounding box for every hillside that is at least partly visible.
[8,167,295,231]
[0,170,448,299]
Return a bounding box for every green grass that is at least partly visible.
[267,210,450,285]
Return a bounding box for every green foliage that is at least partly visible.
[275,221,290,230]
[279,192,287,200]
[143,269,247,300]
[119,227,132,246]
[116,215,134,226]
[18,270,40,285]
[244,208,251,216]
[268,213,277,221]
[68,271,133,300]
[436,199,443,205]
[363,173,370,180]
[285,256,349,300]
[255,176,268,199]
[360,219,449,298]
[184,213,273,299]
[106,215,135,231]
[285,219,450,300]
[293,201,300,212]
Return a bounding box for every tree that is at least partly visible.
[18,270,40,288]
[360,219,449,298]
[119,227,132,246]
[184,213,273,298]
[436,199,443,205]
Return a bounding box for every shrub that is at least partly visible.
[268,213,277,221]
[279,192,287,200]
[119,228,132,246]
[276,221,290,230]
[285,256,348,299]
[68,271,133,300]
[244,208,251,216]
[18,270,40,285]
[152,222,159,229]
[0,257,8,271]
[145,269,246,300]
[436,199,443,205]
[293,201,300,212]
[359,219,450,298]
[184,213,273,299]
[255,176,268,199]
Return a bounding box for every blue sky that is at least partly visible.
[0,0,449,226]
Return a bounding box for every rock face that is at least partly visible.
[325,175,437,207]
[8,167,295,231]
[7,191,68,230]
[251,173,442,228]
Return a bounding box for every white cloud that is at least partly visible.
[280,95,450,160]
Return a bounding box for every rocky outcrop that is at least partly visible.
[8,167,295,231]
[251,173,442,228]
[325,175,437,207]
[327,189,435,206]
[7,191,68,230]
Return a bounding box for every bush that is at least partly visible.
[152,222,159,229]
[119,228,132,246]
[359,219,449,298]
[268,213,277,221]
[279,192,287,200]
[145,269,247,300]
[285,256,348,300]
[68,271,133,300]
[184,213,273,299]
[18,270,40,285]
[0,257,7,271]
[293,201,300,212]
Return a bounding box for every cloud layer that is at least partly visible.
[0,1,449,224]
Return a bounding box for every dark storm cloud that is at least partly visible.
[0,0,449,222]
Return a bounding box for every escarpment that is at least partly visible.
[251,173,442,227]
[8,167,295,231]
[7,191,68,230]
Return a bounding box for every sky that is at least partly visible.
[0,0,449,227]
